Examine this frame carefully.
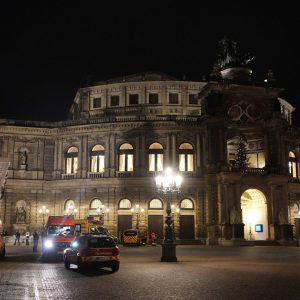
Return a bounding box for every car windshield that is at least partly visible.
[88,237,115,248]
[47,225,75,236]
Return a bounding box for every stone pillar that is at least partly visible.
[135,135,140,175]
[104,135,110,177]
[140,134,146,175]
[110,134,116,177]
[171,133,177,169]
[81,135,88,178]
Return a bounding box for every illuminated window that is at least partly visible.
[148,143,163,172]
[90,198,102,209]
[119,198,132,209]
[179,143,194,171]
[289,151,298,178]
[65,199,75,211]
[180,199,194,210]
[118,143,134,172]
[65,147,78,174]
[149,198,163,209]
[90,144,105,173]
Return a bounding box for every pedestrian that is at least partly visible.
[25,232,30,245]
[14,231,20,246]
[151,231,156,246]
[33,231,39,252]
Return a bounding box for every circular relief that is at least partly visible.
[228,105,242,120]
[247,104,261,119]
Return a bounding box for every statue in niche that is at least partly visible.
[230,205,242,224]
[19,150,27,165]
[16,206,27,223]
[278,207,288,224]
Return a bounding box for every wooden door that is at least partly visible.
[118,215,132,242]
[148,215,164,240]
[179,215,195,239]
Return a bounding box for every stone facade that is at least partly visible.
[1,72,300,244]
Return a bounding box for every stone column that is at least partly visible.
[171,133,177,169]
[110,134,116,177]
[81,135,88,178]
[104,135,110,177]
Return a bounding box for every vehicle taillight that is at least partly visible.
[112,247,119,256]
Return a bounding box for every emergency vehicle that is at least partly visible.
[122,229,141,246]
[74,217,107,235]
[42,215,76,258]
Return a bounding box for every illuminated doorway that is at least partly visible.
[241,189,268,240]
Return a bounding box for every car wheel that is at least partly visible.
[64,256,70,269]
[111,261,119,272]
[77,257,83,270]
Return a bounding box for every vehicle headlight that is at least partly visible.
[71,241,78,248]
[44,240,53,249]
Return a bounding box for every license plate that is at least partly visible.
[95,256,110,261]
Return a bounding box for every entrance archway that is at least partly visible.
[241,189,268,240]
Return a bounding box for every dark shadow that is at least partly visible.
[39,253,64,263]
[71,266,115,277]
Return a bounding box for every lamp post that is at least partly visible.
[171,205,180,240]
[65,204,77,217]
[155,167,182,262]
[38,205,49,229]
[131,204,145,229]
[96,205,109,225]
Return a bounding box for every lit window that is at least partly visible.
[119,143,134,172]
[119,198,132,209]
[65,147,78,174]
[90,198,102,209]
[289,151,297,178]
[90,144,105,173]
[149,198,163,209]
[179,143,194,171]
[148,143,163,172]
[65,199,75,211]
[180,199,194,210]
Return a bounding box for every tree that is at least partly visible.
[236,139,248,169]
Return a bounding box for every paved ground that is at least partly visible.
[1,244,300,300]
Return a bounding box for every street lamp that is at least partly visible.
[38,205,49,228]
[155,167,182,262]
[65,204,77,217]
[96,205,109,225]
[131,204,145,229]
[171,205,180,240]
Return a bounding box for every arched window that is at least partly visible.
[65,199,75,211]
[90,198,103,209]
[118,198,132,209]
[289,151,298,178]
[65,147,78,174]
[180,198,194,210]
[118,143,134,172]
[179,143,194,171]
[149,198,163,209]
[148,143,164,172]
[90,144,105,173]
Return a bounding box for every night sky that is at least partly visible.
[1,2,300,124]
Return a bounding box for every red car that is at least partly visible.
[63,235,120,272]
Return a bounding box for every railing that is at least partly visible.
[288,177,300,183]
[88,172,104,179]
[61,173,76,180]
[241,168,266,175]
[116,171,133,177]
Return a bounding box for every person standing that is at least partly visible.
[33,231,39,252]
[14,231,20,246]
[25,232,30,245]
